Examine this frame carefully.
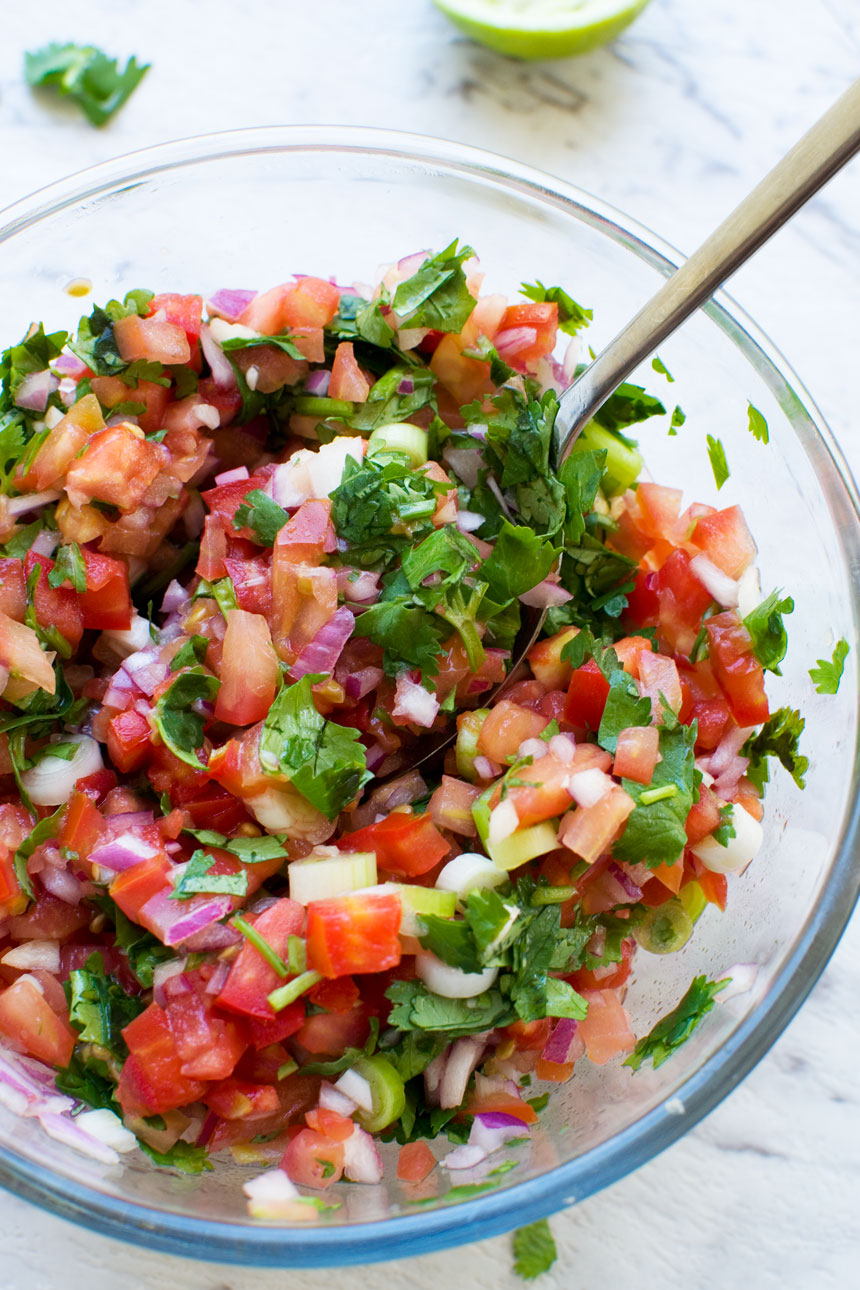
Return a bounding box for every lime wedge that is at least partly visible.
[433,0,652,60]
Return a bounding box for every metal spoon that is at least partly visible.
[393,76,860,780]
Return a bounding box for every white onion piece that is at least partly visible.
[737,565,763,619]
[443,1142,487,1170]
[243,1169,302,1219]
[415,951,498,999]
[439,1035,485,1109]
[393,674,440,728]
[319,1082,358,1116]
[716,963,759,1002]
[689,802,763,874]
[76,1109,138,1153]
[39,1111,120,1165]
[435,853,506,900]
[568,767,613,809]
[20,736,103,806]
[0,941,60,972]
[517,737,548,761]
[548,733,576,764]
[487,798,518,847]
[455,509,486,533]
[100,614,154,658]
[334,1069,374,1113]
[342,1125,383,1183]
[689,554,740,608]
[208,317,260,344]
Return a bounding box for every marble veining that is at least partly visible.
[1,1,859,1287]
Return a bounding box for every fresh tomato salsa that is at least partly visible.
[0,244,803,1214]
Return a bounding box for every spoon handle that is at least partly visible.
[555,76,860,462]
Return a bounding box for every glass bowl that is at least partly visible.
[0,127,858,1267]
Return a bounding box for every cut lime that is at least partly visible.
[433,0,652,60]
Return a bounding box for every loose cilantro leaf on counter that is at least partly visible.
[625,975,729,1071]
[137,1139,213,1174]
[520,281,592,334]
[748,402,769,444]
[706,434,729,490]
[233,488,288,545]
[743,589,794,674]
[392,240,476,333]
[809,637,849,695]
[151,668,220,770]
[613,719,697,868]
[259,673,372,818]
[25,43,150,126]
[169,850,248,901]
[47,542,86,592]
[0,323,68,415]
[65,952,144,1055]
[743,706,807,790]
[513,1219,558,1279]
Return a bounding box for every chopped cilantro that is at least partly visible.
[625,975,729,1071]
[69,289,154,375]
[151,668,220,769]
[183,827,287,865]
[809,638,849,695]
[169,850,248,900]
[169,635,209,671]
[0,323,68,415]
[613,720,697,869]
[137,1139,213,1174]
[25,43,149,126]
[670,404,686,431]
[258,673,372,818]
[480,521,557,604]
[13,804,65,906]
[513,1219,558,1280]
[344,365,437,434]
[65,952,144,1056]
[743,589,793,674]
[392,240,476,333]
[742,707,807,790]
[54,1053,117,1111]
[713,802,737,848]
[651,356,674,382]
[233,488,288,546]
[352,598,448,679]
[706,434,729,490]
[47,542,86,592]
[596,667,652,753]
[748,402,769,444]
[329,451,439,568]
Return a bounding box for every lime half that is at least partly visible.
[433,0,652,60]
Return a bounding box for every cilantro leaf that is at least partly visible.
[558,449,606,545]
[47,543,86,592]
[182,828,288,864]
[591,380,665,433]
[351,599,447,678]
[329,452,439,568]
[220,332,304,359]
[742,589,794,674]
[258,674,372,818]
[69,290,154,375]
[809,638,849,695]
[625,974,729,1071]
[0,323,68,415]
[713,802,736,848]
[344,366,436,434]
[742,707,807,790]
[544,977,588,1020]
[748,402,769,444]
[137,1139,213,1174]
[417,917,482,973]
[513,1219,558,1280]
[651,356,674,382]
[65,952,144,1056]
[151,668,220,769]
[670,405,686,431]
[386,979,514,1036]
[474,389,565,536]
[25,43,150,126]
[520,281,592,334]
[613,721,697,868]
[169,850,248,900]
[233,488,288,546]
[480,521,557,604]
[392,240,477,333]
[0,415,28,492]
[169,635,209,671]
[706,434,729,490]
[596,668,652,753]
[54,1053,117,1111]
[13,805,65,906]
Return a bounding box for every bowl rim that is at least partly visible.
[1,123,859,1268]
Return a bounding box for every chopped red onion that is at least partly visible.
[304,369,331,396]
[39,1110,121,1165]
[106,810,155,834]
[89,832,159,873]
[14,370,59,411]
[200,323,238,391]
[336,568,380,602]
[214,465,249,486]
[397,377,415,395]
[207,289,257,321]
[519,579,573,609]
[342,1125,383,1183]
[343,667,383,701]
[542,1017,579,1065]
[423,1051,447,1104]
[548,733,576,764]
[139,889,233,947]
[495,326,537,359]
[40,866,87,906]
[160,579,188,614]
[152,958,187,1007]
[709,723,755,778]
[182,920,242,952]
[473,755,502,781]
[121,649,168,697]
[608,862,643,901]
[290,606,355,681]
[30,528,59,557]
[443,1142,487,1171]
[364,742,386,772]
[52,353,89,377]
[393,674,439,729]
[204,959,231,996]
[469,1113,527,1156]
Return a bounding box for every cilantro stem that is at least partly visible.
[639,783,678,805]
[268,970,323,1012]
[231,915,289,976]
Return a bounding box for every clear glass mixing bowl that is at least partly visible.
[0,127,858,1267]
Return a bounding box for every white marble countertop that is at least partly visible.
[1,2,859,1287]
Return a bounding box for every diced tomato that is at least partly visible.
[705,612,769,726]
[148,292,203,345]
[558,787,636,865]
[0,975,76,1067]
[534,1057,576,1083]
[204,1078,280,1121]
[106,708,152,774]
[295,1007,370,1055]
[308,975,360,1014]
[564,659,611,730]
[180,786,250,834]
[214,609,279,726]
[613,725,660,784]
[527,626,579,690]
[428,775,481,837]
[281,278,341,329]
[78,549,132,630]
[0,610,57,695]
[504,1017,552,1052]
[273,499,335,565]
[146,743,211,806]
[329,342,370,402]
[65,423,166,513]
[305,1107,355,1142]
[568,938,634,993]
[684,784,724,845]
[306,892,402,978]
[477,700,548,762]
[113,314,191,366]
[58,791,107,859]
[496,302,558,369]
[282,1127,344,1189]
[165,989,248,1081]
[576,988,636,1064]
[118,1003,207,1116]
[7,892,90,941]
[24,550,83,653]
[73,768,117,803]
[338,812,450,878]
[216,898,304,1020]
[109,853,171,922]
[0,851,27,918]
[245,1000,306,1050]
[0,558,26,621]
[465,1090,538,1125]
[17,393,105,492]
[624,569,660,627]
[397,1140,436,1183]
[697,867,729,911]
[498,754,575,828]
[691,505,756,579]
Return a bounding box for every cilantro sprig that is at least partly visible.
[625,974,729,1071]
[25,43,150,126]
[809,638,849,695]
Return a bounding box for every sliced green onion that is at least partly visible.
[456,709,490,783]
[267,970,323,1012]
[633,899,693,955]
[396,883,457,935]
[293,396,355,418]
[276,1057,299,1080]
[530,885,576,906]
[574,423,643,496]
[232,914,288,976]
[288,849,377,905]
[679,880,707,924]
[353,1055,406,1133]
[639,783,678,806]
[367,421,429,467]
[487,821,559,871]
[287,935,307,974]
